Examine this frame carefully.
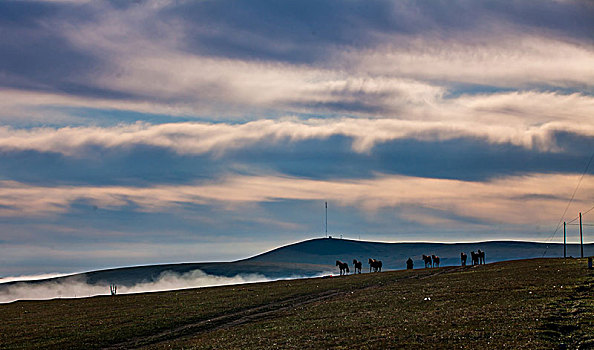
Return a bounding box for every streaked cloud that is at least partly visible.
[347,35,594,88]
[1,95,593,157]
[2,1,593,120]
[0,173,590,228]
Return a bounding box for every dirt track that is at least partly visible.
[105,266,465,349]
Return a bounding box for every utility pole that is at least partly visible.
[325,201,328,238]
[564,221,566,258]
[580,212,584,258]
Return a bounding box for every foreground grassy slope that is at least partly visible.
[1,258,593,349]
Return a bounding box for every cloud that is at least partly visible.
[346,35,594,89]
[0,127,591,189]
[0,173,591,227]
[1,0,593,121]
[0,240,285,277]
[0,272,75,284]
[0,269,322,304]
[0,93,593,159]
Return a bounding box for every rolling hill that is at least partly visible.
[246,237,594,269]
[1,237,592,288]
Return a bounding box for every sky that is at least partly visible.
[1,0,594,276]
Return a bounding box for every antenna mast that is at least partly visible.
[580,212,584,258]
[325,201,328,238]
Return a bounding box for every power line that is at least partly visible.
[543,151,594,257]
[567,215,580,224]
[582,204,594,216]
[563,203,594,224]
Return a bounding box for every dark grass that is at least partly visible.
[1,258,593,349]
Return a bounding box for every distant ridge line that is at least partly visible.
[2,238,592,287]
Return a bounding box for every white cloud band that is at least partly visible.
[0,173,591,227]
[1,91,593,157]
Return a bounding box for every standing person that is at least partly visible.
[406,257,414,270]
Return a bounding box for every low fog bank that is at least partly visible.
[0,273,77,284]
[0,269,328,304]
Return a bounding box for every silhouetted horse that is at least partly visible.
[352,259,362,274]
[368,258,382,272]
[432,255,440,268]
[478,250,485,265]
[461,252,467,266]
[470,251,479,265]
[422,254,432,268]
[336,260,349,275]
[406,257,414,270]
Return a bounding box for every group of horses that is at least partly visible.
[461,250,486,266]
[421,254,440,268]
[337,250,487,274]
[422,250,486,268]
[335,258,382,275]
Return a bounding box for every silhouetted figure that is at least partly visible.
[352,259,362,274]
[431,255,440,268]
[470,251,479,265]
[478,250,485,265]
[336,260,349,275]
[461,252,467,266]
[110,284,117,296]
[422,254,432,268]
[368,258,382,272]
[406,257,414,270]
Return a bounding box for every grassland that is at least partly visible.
[1,258,593,349]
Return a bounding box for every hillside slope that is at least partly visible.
[246,237,594,270]
[0,261,333,288]
[2,238,592,288]
[1,258,592,349]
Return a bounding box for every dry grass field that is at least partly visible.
[1,258,593,349]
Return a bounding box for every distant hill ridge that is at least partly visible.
[2,238,592,287]
[245,237,593,269]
